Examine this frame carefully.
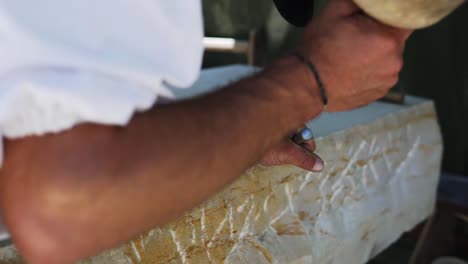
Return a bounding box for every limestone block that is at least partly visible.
[0,66,442,264]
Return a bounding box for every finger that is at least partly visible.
[376,56,403,77]
[373,70,401,88]
[324,0,361,18]
[299,139,317,153]
[281,143,324,172]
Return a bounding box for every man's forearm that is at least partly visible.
[0,57,323,264]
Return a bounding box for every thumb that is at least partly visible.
[323,0,361,18]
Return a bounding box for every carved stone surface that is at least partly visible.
[0,66,442,264]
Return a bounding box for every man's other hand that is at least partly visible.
[298,0,413,112]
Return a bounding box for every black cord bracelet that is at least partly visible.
[292,52,328,106]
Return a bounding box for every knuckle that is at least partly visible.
[390,76,400,87]
[272,152,286,165]
[392,57,404,73]
[288,148,304,162]
[377,33,399,52]
[387,37,400,51]
[383,76,399,89]
[278,146,298,164]
[396,57,404,70]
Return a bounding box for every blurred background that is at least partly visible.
[202,0,468,263]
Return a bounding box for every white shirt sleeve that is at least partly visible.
[0,0,204,164]
[0,0,204,139]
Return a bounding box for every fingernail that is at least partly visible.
[313,159,325,172]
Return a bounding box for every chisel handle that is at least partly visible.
[291,126,314,145]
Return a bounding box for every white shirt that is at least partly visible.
[0,0,204,164]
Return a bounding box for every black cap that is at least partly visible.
[272,0,315,27]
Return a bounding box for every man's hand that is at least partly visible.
[260,138,324,172]
[259,0,412,171]
[298,0,412,112]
